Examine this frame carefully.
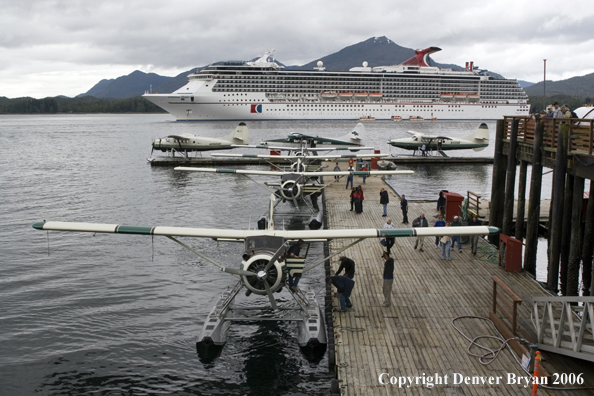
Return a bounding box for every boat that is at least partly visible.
[321,91,337,99]
[143,47,530,121]
[427,117,438,121]
[391,116,402,121]
[359,116,375,120]
[409,116,424,120]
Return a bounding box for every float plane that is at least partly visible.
[175,152,405,211]
[388,123,490,157]
[33,202,499,360]
[263,122,367,148]
[150,122,249,159]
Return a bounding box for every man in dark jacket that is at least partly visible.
[336,256,355,279]
[468,215,483,255]
[382,252,394,307]
[380,188,389,217]
[412,213,429,252]
[400,194,408,224]
[329,275,355,311]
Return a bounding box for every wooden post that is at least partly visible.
[567,176,584,296]
[516,160,528,241]
[583,182,594,296]
[489,119,507,246]
[524,122,545,276]
[547,124,569,291]
[560,174,574,296]
[503,119,519,238]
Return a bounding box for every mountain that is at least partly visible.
[77,37,593,100]
[524,73,594,99]
[297,37,464,72]
[79,70,171,99]
[518,80,535,89]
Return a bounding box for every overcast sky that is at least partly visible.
[1,0,593,99]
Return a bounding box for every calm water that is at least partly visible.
[0,114,560,394]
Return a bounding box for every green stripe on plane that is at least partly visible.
[379,229,416,237]
[115,225,154,235]
[32,222,46,230]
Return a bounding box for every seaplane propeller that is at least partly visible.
[280,180,303,204]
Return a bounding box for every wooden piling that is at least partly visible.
[560,174,574,296]
[567,176,584,296]
[584,182,594,296]
[548,124,570,291]
[489,120,507,245]
[524,122,545,276]
[516,160,528,241]
[503,119,519,238]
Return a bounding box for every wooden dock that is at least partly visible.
[324,168,594,395]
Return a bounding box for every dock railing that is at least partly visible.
[466,190,482,218]
[503,116,594,156]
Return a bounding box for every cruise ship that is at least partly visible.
[143,47,530,121]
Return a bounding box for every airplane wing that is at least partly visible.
[406,130,425,137]
[234,144,376,151]
[33,221,499,241]
[174,167,414,177]
[210,153,389,160]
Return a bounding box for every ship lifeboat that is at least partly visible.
[321,91,338,99]
[338,92,353,98]
[427,117,438,121]
[391,115,402,121]
[467,94,480,102]
[368,92,382,100]
[440,94,453,101]
[359,116,375,121]
[454,94,467,101]
[353,92,368,99]
[409,116,424,121]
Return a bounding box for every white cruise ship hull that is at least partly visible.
[144,93,529,121]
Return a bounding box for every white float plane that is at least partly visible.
[150,122,249,159]
[175,155,409,210]
[388,123,490,157]
[264,122,367,148]
[33,202,498,359]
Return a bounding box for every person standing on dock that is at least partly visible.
[382,252,394,307]
[451,216,463,253]
[421,144,427,157]
[336,256,355,279]
[440,222,452,260]
[400,194,409,224]
[287,239,305,292]
[468,215,483,255]
[346,166,354,189]
[383,218,396,255]
[333,162,341,181]
[349,187,356,211]
[380,188,389,217]
[329,275,355,312]
[353,187,363,213]
[360,163,368,183]
[412,213,428,252]
[433,215,445,248]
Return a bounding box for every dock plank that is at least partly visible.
[324,168,592,395]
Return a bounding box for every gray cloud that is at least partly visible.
[1,0,593,98]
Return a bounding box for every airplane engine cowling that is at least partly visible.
[280,181,302,201]
[241,254,285,295]
[291,162,306,173]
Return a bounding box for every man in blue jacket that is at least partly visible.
[329,275,355,311]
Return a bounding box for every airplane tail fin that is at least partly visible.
[339,123,366,146]
[224,122,249,145]
[463,123,489,151]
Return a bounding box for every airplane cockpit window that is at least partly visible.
[244,236,284,251]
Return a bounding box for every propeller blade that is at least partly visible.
[265,243,287,272]
[222,267,257,277]
[263,280,278,310]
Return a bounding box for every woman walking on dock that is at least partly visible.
[440,223,452,260]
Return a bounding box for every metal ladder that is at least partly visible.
[533,296,594,362]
